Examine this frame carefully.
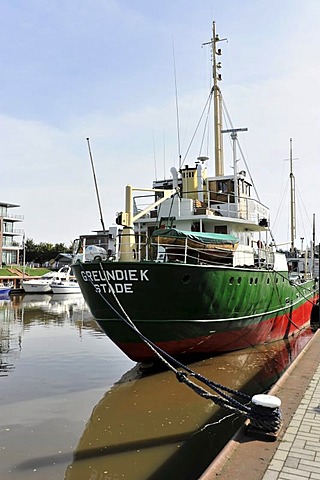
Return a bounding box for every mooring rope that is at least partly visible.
[77,261,282,434]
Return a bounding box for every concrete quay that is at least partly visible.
[200,328,320,480]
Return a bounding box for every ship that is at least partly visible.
[72,22,318,363]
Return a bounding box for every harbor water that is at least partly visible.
[0,294,314,480]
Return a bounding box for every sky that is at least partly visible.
[1,0,320,249]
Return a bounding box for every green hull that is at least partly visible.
[73,261,317,361]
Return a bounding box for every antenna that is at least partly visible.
[86,137,106,235]
[172,37,182,170]
[152,129,157,180]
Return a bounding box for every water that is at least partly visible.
[0,294,314,480]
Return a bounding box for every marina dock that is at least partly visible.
[0,269,29,290]
[200,328,320,480]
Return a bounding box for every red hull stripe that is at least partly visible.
[116,297,316,362]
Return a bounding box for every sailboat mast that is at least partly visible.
[212,22,225,177]
[86,137,106,235]
[289,138,296,253]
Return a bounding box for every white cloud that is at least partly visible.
[1,0,320,249]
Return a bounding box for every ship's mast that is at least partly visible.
[289,138,296,253]
[211,22,227,177]
[203,23,226,176]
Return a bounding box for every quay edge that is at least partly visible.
[199,328,320,480]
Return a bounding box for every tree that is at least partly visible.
[25,238,71,265]
[25,238,37,263]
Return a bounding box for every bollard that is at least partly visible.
[247,394,282,441]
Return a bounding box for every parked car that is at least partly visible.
[74,244,108,263]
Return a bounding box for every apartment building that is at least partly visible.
[0,202,23,265]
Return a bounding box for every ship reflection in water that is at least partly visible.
[66,330,312,480]
[0,294,314,480]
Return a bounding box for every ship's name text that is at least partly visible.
[80,269,149,294]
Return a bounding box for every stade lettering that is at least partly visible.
[80,269,149,294]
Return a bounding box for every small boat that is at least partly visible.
[72,23,318,363]
[0,283,13,296]
[51,277,81,295]
[22,267,70,294]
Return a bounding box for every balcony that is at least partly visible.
[3,228,24,235]
[3,214,24,221]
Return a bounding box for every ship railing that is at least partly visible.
[131,188,270,227]
[78,234,276,269]
[149,237,234,266]
[174,187,269,225]
[252,247,275,269]
[208,196,269,225]
[148,238,277,269]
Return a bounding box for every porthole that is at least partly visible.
[237,277,242,284]
[255,278,258,285]
[249,278,253,285]
[182,274,191,284]
[229,277,234,285]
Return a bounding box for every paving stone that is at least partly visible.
[310,473,320,479]
[273,450,289,461]
[281,433,296,443]
[286,426,299,435]
[282,466,310,477]
[289,450,315,461]
[284,456,299,468]
[292,439,306,448]
[269,459,285,471]
[262,470,280,480]
[279,474,308,480]
[299,424,312,433]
